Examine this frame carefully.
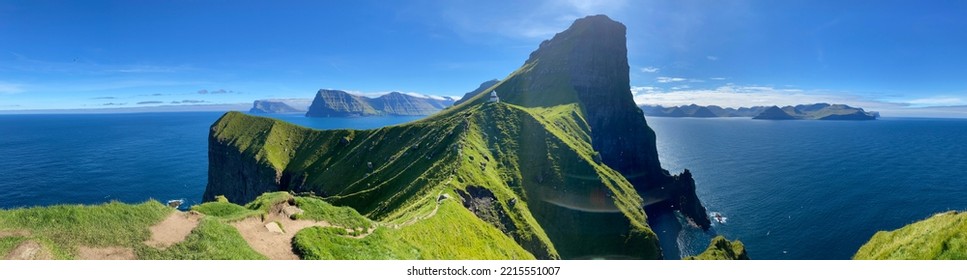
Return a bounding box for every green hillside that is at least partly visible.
[207,99,660,259]
[854,211,967,260]
[203,15,692,259]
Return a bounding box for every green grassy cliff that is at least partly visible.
[202,15,722,259]
[854,211,967,260]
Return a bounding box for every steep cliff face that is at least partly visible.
[482,15,710,229]
[305,89,378,117]
[203,113,290,203]
[305,90,454,117]
[370,92,453,115]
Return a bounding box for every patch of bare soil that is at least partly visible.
[76,246,136,260]
[232,203,335,260]
[3,240,53,260]
[145,211,201,248]
[0,229,29,238]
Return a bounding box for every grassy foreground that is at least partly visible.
[0,201,171,259]
[854,211,967,260]
[1,191,533,260]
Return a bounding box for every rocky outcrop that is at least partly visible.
[249,99,311,114]
[305,90,454,117]
[685,236,749,260]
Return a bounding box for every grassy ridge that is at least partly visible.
[294,202,534,260]
[210,100,662,259]
[854,211,967,260]
[0,201,172,259]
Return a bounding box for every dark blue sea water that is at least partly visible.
[646,117,967,260]
[1,112,965,260]
[0,112,421,210]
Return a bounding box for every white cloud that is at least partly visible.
[437,0,628,39]
[707,56,719,61]
[401,92,453,101]
[657,77,686,83]
[904,97,965,107]
[563,0,628,15]
[0,82,24,94]
[641,67,660,73]
[710,77,727,80]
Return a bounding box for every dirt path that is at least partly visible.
[76,246,135,260]
[145,211,201,248]
[232,203,338,260]
[232,201,380,260]
[3,240,52,260]
[390,194,445,229]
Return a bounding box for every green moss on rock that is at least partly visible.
[686,236,749,260]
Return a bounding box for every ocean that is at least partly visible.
[645,117,967,259]
[0,112,421,210]
[0,112,965,259]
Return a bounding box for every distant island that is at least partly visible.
[640,103,879,120]
[249,99,312,114]
[305,90,454,117]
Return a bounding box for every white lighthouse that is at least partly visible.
[488,91,500,103]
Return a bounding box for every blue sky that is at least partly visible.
[1,1,966,117]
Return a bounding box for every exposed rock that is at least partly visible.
[265,222,285,234]
[281,205,304,218]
